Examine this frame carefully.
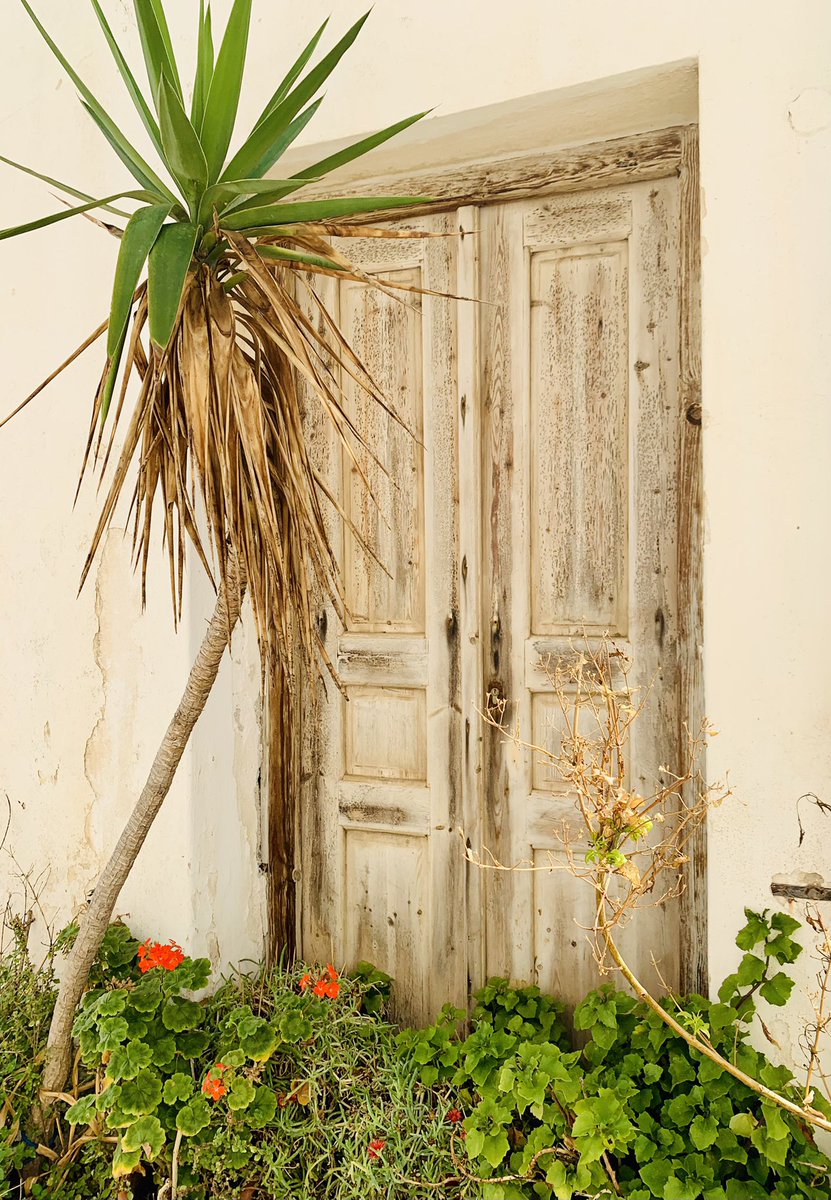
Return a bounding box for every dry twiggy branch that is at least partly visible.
[475,636,831,1136]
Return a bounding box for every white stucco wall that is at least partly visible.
[0,0,829,1074]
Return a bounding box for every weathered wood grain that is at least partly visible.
[297,128,685,221]
[676,127,706,997]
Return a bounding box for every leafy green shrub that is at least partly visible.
[3,910,830,1199]
[403,911,831,1200]
[25,929,454,1198]
[0,919,56,1182]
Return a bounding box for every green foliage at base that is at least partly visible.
[0,910,829,1199]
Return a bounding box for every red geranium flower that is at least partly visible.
[299,972,313,992]
[202,1072,227,1102]
[137,940,185,973]
[325,963,339,982]
[447,1108,463,1123]
[368,1138,386,1160]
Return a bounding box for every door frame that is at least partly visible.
[268,122,705,995]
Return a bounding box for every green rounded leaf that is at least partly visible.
[176,1095,212,1137]
[119,1068,162,1116]
[245,1086,277,1129]
[107,1040,154,1081]
[163,1072,195,1104]
[121,1113,165,1158]
[65,1095,97,1127]
[227,1076,256,1111]
[161,994,202,1032]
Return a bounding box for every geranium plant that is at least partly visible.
[1,0,432,1101]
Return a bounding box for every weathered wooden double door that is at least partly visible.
[298,149,700,1026]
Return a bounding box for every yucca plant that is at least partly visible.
[2,0,432,1105]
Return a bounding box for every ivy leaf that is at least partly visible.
[690,1114,719,1150]
[163,1073,195,1104]
[735,954,766,987]
[770,911,801,937]
[481,1131,510,1168]
[121,1113,165,1158]
[759,972,794,1007]
[764,932,801,965]
[735,910,770,951]
[228,1076,256,1111]
[729,1112,758,1138]
[120,1068,162,1116]
[639,1159,672,1194]
[176,1096,212,1136]
[107,1040,154,1081]
[716,974,740,1005]
[162,996,202,1032]
[664,1177,700,1200]
[65,1095,97,1126]
[761,1102,789,1141]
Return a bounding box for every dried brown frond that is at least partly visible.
[69,224,429,689]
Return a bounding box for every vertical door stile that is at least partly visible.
[298,269,345,968]
[456,205,485,995]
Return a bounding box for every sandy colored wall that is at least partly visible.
[0,1,829,1074]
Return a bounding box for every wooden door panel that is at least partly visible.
[481,180,683,1014]
[299,214,464,1026]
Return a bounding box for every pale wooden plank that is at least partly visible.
[456,205,487,995]
[343,829,430,1024]
[344,686,427,781]
[340,268,425,632]
[677,127,706,996]
[530,241,629,634]
[294,128,685,217]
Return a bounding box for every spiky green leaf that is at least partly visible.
[222,194,430,231]
[255,244,344,272]
[158,74,209,204]
[89,0,163,157]
[291,111,430,184]
[0,192,148,243]
[251,17,328,128]
[200,0,252,182]
[148,222,200,349]
[199,176,318,223]
[0,154,131,218]
[221,12,370,182]
[134,0,182,106]
[19,0,176,203]
[108,205,171,356]
[247,98,325,181]
[191,0,215,128]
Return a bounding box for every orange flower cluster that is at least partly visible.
[368,1138,386,1160]
[299,963,340,1000]
[137,939,185,973]
[202,1063,227,1101]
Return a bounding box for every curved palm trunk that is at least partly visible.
[42,558,246,1099]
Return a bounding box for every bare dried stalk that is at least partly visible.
[480,636,831,1136]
